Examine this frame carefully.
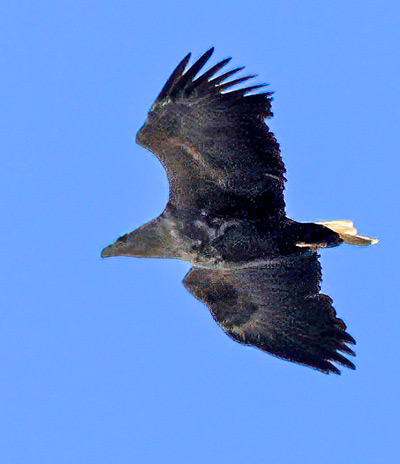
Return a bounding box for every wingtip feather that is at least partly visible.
[209,67,245,86]
[217,75,257,91]
[154,48,271,116]
[191,57,232,88]
[155,51,191,102]
[171,48,215,96]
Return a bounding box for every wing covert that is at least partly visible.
[183,252,356,374]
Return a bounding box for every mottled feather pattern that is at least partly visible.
[136,48,285,214]
[103,48,377,375]
[184,253,355,375]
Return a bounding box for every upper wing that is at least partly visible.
[183,252,356,374]
[136,48,285,219]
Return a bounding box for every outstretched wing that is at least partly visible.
[136,48,285,219]
[183,252,356,374]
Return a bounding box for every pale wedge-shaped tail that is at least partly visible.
[315,220,378,246]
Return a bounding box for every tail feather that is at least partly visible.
[315,220,378,247]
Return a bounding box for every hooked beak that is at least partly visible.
[101,243,120,258]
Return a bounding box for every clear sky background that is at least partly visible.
[1,1,399,463]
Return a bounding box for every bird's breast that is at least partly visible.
[170,213,279,267]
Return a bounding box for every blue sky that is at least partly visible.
[1,1,399,463]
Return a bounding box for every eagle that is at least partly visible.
[101,48,378,374]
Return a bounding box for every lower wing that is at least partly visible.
[183,252,355,374]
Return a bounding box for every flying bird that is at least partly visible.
[102,48,378,374]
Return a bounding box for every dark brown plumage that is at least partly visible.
[102,48,377,374]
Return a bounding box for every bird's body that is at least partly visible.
[107,206,342,268]
[102,48,377,374]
